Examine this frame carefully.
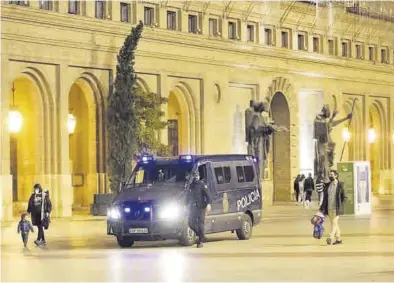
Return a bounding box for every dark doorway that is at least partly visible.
[270,92,291,201]
[168,119,179,156]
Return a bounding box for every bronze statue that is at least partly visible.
[245,99,288,177]
[314,95,352,181]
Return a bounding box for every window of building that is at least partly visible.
[368,46,374,61]
[265,28,272,46]
[120,3,130,23]
[228,21,236,40]
[144,7,154,26]
[209,18,218,36]
[39,0,52,10]
[95,0,105,19]
[167,120,178,156]
[223,167,231,183]
[243,166,254,182]
[297,34,305,50]
[236,166,245,183]
[188,15,197,33]
[214,167,225,184]
[167,11,177,30]
[381,48,387,63]
[281,31,288,48]
[9,0,29,6]
[68,0,80,15]
[341,42,348,57]
[356,44,362,59]
[247,25,254,42]
[313,37,319,53]
[328,39,334,55]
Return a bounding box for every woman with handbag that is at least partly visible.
[27,184,52,246]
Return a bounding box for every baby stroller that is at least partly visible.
[311,211,325,239]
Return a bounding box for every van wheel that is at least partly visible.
[179,226,196,246]
[236,214,253,240]
[116,236,135,248]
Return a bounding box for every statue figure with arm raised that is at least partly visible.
[314,95,352,181]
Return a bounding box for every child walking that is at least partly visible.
[17,213,34,247]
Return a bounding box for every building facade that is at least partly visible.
[1,0,393,220]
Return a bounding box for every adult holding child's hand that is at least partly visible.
[27,184,52,247]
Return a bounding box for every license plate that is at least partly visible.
[129,228,148,234]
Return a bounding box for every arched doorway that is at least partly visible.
[9,77,43,208]
[167,88,191,155]
[68,79,98,207]
[368,104,384,195]
[270,92,291,201]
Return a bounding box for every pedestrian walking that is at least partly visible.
[17,213,34,247]
[186,171,212,248]
[315,174,324,205]
[304,173,315,208]
[293,174,301,204]
[319,170,347,245]
[298,174,306,204]
[27,184,52,247]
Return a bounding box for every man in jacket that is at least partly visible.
[319,170,347,245]
[187,171,212,248]
[303,173,315,208]
[27,184,52,246]
[293,175,301,203]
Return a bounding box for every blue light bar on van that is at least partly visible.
[179,155,194,162]
[141,155,154,163]
[246,156,259,163]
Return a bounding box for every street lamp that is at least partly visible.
[368,128,376,144]
[8,83,23,134]
[342,127,351,142]
[68,113,76,134]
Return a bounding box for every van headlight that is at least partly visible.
[158,203,181,220]
[107,207,121,220]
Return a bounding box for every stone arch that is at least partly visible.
[371,100,388,169]
[168,81,200,154]
[342,99,363,161]
[68,72,106,205]
[136,77,151,93]
[266,77,297,202]
[8,67,55,204]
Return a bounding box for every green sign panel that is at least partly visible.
[337,162,354,215]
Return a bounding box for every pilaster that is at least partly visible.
[240,21,247,42]
[257,22,264,45]
[222,18,229,40]
[85,0,95,18]
[58,0,68,14]
[159,73,169,146]
[112,1,120,22]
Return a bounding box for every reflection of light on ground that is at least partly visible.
[159,250,185,282]
[108,252,123,282]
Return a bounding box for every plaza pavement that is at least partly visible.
[1,202,394,282]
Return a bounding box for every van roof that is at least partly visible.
[142,154,255,165]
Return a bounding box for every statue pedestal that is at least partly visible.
[262,179,273,206]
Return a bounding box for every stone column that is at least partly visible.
[390,97,394,194]
[0,60,13,221]
[159,73,169,146]
[55,64,73,218]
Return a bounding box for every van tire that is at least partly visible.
[179,226,196,246]
[236,214,253,240]
[116,236,135,248]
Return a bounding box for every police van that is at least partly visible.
[107,154,262,248]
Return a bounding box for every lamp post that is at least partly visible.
[368,128,376,144]
[8,83,23,133]
[68,113,76,134]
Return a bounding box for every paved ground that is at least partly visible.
[1,203,394,282]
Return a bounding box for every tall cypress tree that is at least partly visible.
[107,21,144,193]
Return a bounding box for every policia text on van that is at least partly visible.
[107,154,262,248]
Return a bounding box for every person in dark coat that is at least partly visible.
[319,170,347,245]
[303,173,315,208]
[293,174,301,203]
[187,171,212,248]
[27,184,52,246]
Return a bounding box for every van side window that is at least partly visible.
[223,166,231,183]
[244,165,254,182]
[236,166,245,183]
[198,164,207,181]
[214,167,225,184]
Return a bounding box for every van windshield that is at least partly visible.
[126,163,194,188]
